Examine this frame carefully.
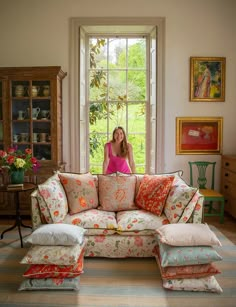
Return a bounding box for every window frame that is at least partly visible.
[69,17,165,173]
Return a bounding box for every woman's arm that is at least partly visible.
[102,143,110,174]
[128,143,136,173]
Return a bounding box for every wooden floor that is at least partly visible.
[0,212,235,244]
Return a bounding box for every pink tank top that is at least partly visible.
[106,142,131,174]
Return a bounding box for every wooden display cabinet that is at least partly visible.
[0,66,67,216]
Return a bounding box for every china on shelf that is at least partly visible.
[43,85,50,96]
[32,86,40,97]
[15,85,25,97]
[32,107,40,119]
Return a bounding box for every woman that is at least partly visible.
[103,126,136,174]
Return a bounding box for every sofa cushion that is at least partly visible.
[23,249,85,279]
[155,241,222,267]
[164,175,198,223]
[98,174,137,211]
[63,209,117,235]
[162,276,223,293]
[156,223,222,246]
[38,174,68,223]
[20,241,87,265]
[59,172,98,214]
[116,209,169,233]
[135,175,175,216]
[25,224,87,246]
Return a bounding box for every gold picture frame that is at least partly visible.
[176,117,223,155]
[190,57,226,102]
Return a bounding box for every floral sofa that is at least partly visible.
[31,171,203,258]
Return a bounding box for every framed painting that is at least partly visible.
[190,57,226,102]
[176,117,223,155]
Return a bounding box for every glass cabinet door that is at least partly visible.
[11,80,52,161]
[0,81,3,150]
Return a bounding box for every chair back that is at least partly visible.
[188,161,216,190]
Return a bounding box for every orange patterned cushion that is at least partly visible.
[23,249,85,279]
[135,175,174,216]
[59,173,98,215]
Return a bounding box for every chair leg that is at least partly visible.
[220,200,225,224]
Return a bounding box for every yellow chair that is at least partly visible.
[189,161,224,223]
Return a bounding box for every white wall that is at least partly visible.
[0,0,235,189]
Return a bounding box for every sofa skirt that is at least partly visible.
[84,235,157,258]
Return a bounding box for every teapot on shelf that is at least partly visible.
[15,85,26,97]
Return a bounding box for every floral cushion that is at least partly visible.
[63,209,117,235]
[135,175,175,216]
[178,191,203,223]
[25,224,87,246]
[116,209,169,233]
[36,194,53,224]
[20,240,87,265]
[98,174,137,211]
[18,277,80,291]
[59,172,98,214]
[23,249,85,279]
[154,246,221,278]
[162,276,223,293]
[155,241,222,267]
[164,176,198,223]
[156,223,222,246]
[38,174,68,223]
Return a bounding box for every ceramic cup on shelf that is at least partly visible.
[39,133,48,142]
[15,85,25,97]
[43,85,50,96]
[32,107,40,119]
[33,133,39,142]
[20,133,29,142]
[13,134,19,142]
[41,110,50,119]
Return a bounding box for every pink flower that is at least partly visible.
[134,236,143,247]
[95,235,106,243]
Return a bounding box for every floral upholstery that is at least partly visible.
[116,209,169,233]
[164,176,198,223]
[98,174,137,211]
[38,173,68,223]
[63,209,117,235]
[59,172,98,214]
[135,175,175,216]
[31,172,203,258]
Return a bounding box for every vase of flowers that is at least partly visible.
[0,147,39,184]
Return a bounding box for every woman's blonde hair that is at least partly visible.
[112,126,129,157]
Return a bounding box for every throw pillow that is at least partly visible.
[38,174,68,223]
[162,276,223,293]
[59,172,98,214]
[23,249,85,279]
[135,175,175,216]
[98,174,137,211]
[164,175,198,223]
[18,276,80,291]
[155,246,221,278]
[20,240,87,265]
[25,224,87,246]
[36,194,53,223]
[155,241,222,267]
[156,223,222,246]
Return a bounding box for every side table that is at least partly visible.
[0,183,36,248]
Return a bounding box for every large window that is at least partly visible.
[88,37,147,173]
[69,18,165,174]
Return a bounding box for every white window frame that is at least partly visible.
[69,17,165,173]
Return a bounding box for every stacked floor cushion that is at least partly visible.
[18,224,87,291]
[154,223,223,293]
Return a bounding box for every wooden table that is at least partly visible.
[0,183,36,247]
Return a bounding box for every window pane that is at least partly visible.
[108,71,126,101]
[109,38,126,69]
[128,38,146,69]
[89,134,107,174]
[89,38,107,69]
[128,103,146,133]
[89,102,108,132]
[89,71,107,101]
[128,71,146,101]
[129,133,145,173]
[109,102,126,129]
